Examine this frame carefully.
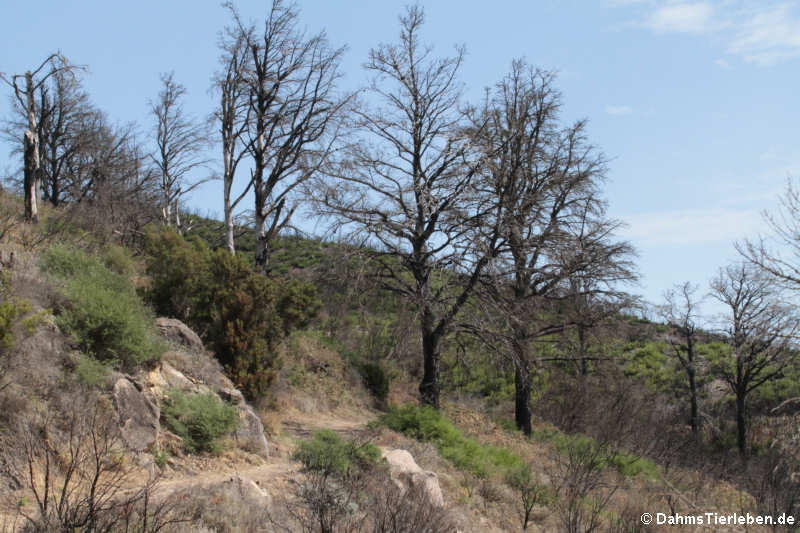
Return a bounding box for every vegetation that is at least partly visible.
[0,272,33,351]
[161,390,239,454]
[5,1,800,530]
[145,228,320,398]
[41,245,163,368]
[294,429,381,478]
[380,404,523,479]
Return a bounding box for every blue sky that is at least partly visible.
[2,0,800,316]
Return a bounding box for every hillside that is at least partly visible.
[0,193,798,533]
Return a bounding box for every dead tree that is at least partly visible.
[2,64,94,207]
[659,282,704,436]
[1,53,83,222]
[737,177,800,292]
[149,72,210,230]
[227,0,348,270]
[468,61,633,435]
[709,263,799,456]
[214,20,252,254]
[315,6,494,408]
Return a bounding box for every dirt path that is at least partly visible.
[151,409,378,498]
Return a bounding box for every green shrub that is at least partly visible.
[101,244,136,277]
[379,404,523,478]
[144,228,321,399]
[293,430,380,478]
[359,361,391,403]
[41,246,163,368]
[74,353,110,388]
[161,390,239,454]
[0,272,33,350]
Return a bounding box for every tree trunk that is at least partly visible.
[688,367,699,436]
[254,204,271,272]
[419,303,441,409]
[578,324,588,376]
[736,391,747,456]
[514,364,533,436]
[23,130,39,224]
[224,207,236,255]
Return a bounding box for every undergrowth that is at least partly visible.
[40,245,163,369]
[379,404,523,479]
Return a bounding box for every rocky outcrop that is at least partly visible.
[155,317,204,352]
[113,378,160,451]
[149,319,270,458]
[381,448,444,507]
[228,395,270,459]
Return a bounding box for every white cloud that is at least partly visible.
[613,1,800,66]
[728,3,800,65]
[620,207,762,245]
[714,57,731,68]
[644,2,716,33]
[605,104,634,115]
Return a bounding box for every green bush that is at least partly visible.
[379,404,523,478]
[359,361,391,403]
[0,272,33,351]
[41,246,163,368]
[161,390,239,453]
[144,228,321,399]
[74,353,110,388]
[293,429,381,478]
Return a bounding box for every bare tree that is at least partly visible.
[1,64,94,207]
[709,263,799,456]
[149,71,210,230]
[658,281,704,436]
[227,0,348,270]
[214,18,253,254]
[1,53,83,222]
[467,61,633,435]
[316,5,494,408]
[561,202,637,377]
[737,177,800,292]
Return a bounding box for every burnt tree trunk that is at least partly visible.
[736,390,747,456]
[419,301,442,409]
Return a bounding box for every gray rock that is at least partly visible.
[113,378,160,451]
[155,317,204,352]
[381,448,445,507]
[234,403,269,458]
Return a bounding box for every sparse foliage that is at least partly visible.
[226,0,349,271]
[467,60,634,435]
[658,282,704,435]
[149,71,210,230]
[317,5,493,408]
[1,53,84,223]
[709,263,799,456]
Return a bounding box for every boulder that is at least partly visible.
[113,378,160,451]
[381,448,444,507]
[155,318,204,352]
[234,403,270,458]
